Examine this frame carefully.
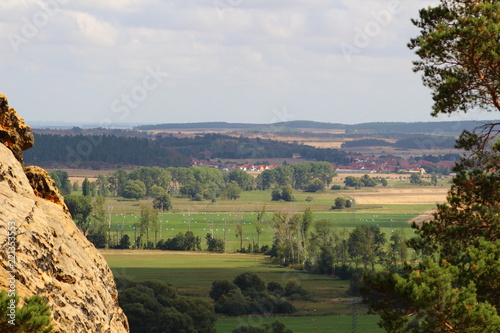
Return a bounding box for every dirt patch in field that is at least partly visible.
[302,141,343,149]
[69,176,97,186]
[407,209,437,226]
[350,187,448,205]
[45,168,118,177]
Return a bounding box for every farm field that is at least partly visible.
[349,187,449,205]
[216,316,384,333]
[107,209,426,252]
[103,251,348,306]
[219,130,462,158]
[79,167,449,331]
[100,185,447,251]
[102,250,383,332]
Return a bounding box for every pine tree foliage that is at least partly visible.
[0,291,53,333]
[409,0,500,116]
[362,1,500,331]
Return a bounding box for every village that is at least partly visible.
[190,154,457,175]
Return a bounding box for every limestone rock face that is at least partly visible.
[0,93,34,164]
[0,94,129,332]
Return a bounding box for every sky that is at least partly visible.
[0,0,498,127]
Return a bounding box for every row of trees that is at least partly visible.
[256,162,336,191]
[344,174,442,188]
[343,175,381,188]
[74,167,251,202]
[58,162,337,203]
[64,193,164,249]
[267,208,409,275]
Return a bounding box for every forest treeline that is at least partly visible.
[24,133,351,168]
[25,134,189,167]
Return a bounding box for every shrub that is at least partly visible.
[214,289,250,316]
[271,188,281,201]
[271,185,295,202]
[233,272,266,295]
[211,273,298,317]
[304,179,325,192]
[280,185,295,202]
[158,232,201,251]
[332,197,346,210]
[0,290,53,333]
[122,180,146,199]
[206,233,224,252]
[284,279,308,298]
[117,279,216,333]
[267,281,284,297]
[260,245,270,253]
[210,280,238,302]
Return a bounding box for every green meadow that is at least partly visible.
[216,316,384,333]
[103,250,383,332]
[104,251,349,309]
[100,186,444,332]
[108,210,421,252]
[104,189,434,252]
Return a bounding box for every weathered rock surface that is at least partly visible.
[0,94,129,332]
[0,93,33,164]
[24,166,69,214]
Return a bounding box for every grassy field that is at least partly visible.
[96,178,450,332]
[104,250,351,312]
[102,250,381,332]
[108,209,424,252]
[216,315,384,333]
[101,186,444,251]
[103,250,386,332]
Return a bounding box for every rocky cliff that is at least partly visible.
[0,93,129,332]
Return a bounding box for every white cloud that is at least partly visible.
[1,0,495,125]
[68,0,157,13]
[66,10,119,46]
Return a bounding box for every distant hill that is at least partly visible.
[135,120,493,134]
[135,122,255,130]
